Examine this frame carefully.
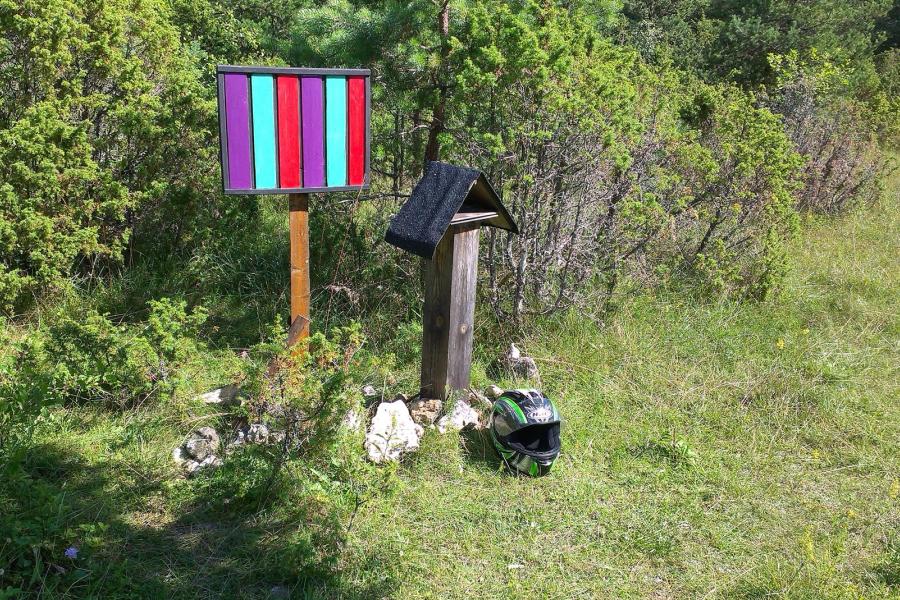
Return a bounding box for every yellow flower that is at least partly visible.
[776,338,785,349]
[732,202,742,212]
[890,479,900,499]
[847,509,857,519]
[812,449,821,460]
[801,328,810,335]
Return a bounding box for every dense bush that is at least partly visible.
[0,321,50,456]
[619,0,895,86]
[0,0,894,321]
[0,0,216,312]
[2,298,206,412]
[762,51,898,214]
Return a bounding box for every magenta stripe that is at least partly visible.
[301,77,324,187]
[224,74,252,189]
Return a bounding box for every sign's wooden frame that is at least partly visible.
[216,65,372,196]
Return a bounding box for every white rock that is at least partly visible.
[502,344,540,380]
[485,384,504,400]
[361,385,378,398]
[436,396,483,433]
[173,427,225,476]
[197,384,242,407]
[245,423,269,444]
[183,426,220,461]
[171,446,189,465]
[365,400,423,463]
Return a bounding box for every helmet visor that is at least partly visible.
[502,422,560,460]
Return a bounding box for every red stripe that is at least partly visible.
[347,76,365,185]
[276,76,301,187]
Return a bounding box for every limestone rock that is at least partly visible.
[365,400,423,463]
[502,343,540,380]
[197,384,243,407]
[245,423,269,444]
[232,423,277,447]
[183,426,220,461]
[173,432,222,477]
[436,394,484,433]
[408,398,442,426]
[485,384,504,400]
[171,446,189,465]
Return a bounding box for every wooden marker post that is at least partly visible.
[288,193,311,345]
[384,163,519,403]
[421,224,480,401]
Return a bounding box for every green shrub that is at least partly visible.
[763,50,898,215]
[0,322,50,457]
[21,298,207,408]
[0,0,217,313]
[241,322,367,459]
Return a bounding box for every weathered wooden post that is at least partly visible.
[385,162,518,401]
[215,65,371,344]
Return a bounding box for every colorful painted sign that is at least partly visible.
[216,65,371,194]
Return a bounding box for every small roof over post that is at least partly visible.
[385,161,518,259]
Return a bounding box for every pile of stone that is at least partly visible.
[175,341,542,470]
[172,427,223,477]
[363,388,496,463]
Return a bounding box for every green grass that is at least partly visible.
[3,179,898,597]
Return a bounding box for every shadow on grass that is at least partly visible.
[0,443,396,599]
[458,428,521,477]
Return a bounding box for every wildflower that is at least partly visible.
[732,202,742,212]
[64,546,78,559]
[847,509,857,519]
[802,328,810,335]
[776,338,785,349]
[812,449,821,460]
[890,479,899,500]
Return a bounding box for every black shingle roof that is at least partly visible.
[384,162,518,259]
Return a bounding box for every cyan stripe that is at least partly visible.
[325,76,347,186]
[250,74,277,189]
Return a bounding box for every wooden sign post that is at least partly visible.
[215,66,371,343]
[385,162,518,401]
[288,193,311,342]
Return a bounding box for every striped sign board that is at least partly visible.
[216,65,371,195]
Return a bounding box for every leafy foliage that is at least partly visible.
[0,0,216,312]
[5,298,206,411]
[620,0,895,85]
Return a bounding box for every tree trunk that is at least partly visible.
[424,0,450,166]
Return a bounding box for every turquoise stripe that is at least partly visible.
[325,76,347,186]
[250,75,277,188]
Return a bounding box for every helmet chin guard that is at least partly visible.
[490,389,561,476]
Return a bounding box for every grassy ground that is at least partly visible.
[3,177,898,598]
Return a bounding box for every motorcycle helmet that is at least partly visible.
[490,389,561,476]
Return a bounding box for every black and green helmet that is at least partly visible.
[490,389,561,477]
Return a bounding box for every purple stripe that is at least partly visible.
[224,74,252,189]
[301,77,324,187]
